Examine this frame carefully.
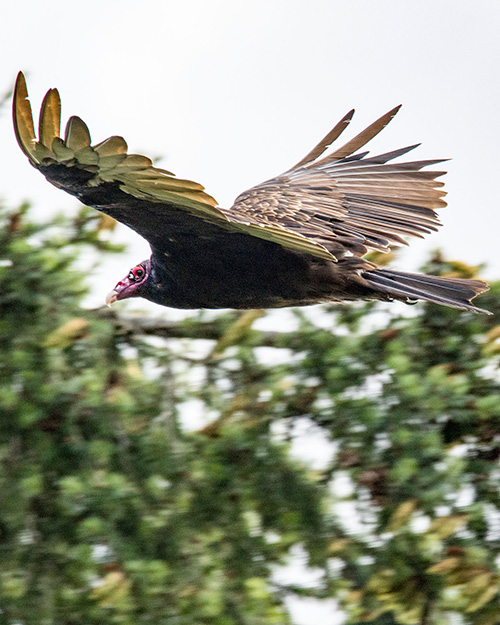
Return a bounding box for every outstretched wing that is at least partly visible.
[227,106,448,259]
[13,72,334,261]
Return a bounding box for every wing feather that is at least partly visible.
[93,136,128,157]
[289,109,354,170]
[227,107,448,258]
[13,72,36,160]
[39,89,61,149]
[318,105,401,163]
[64,115,91,151]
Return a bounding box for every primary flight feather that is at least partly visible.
[13,72,489,313]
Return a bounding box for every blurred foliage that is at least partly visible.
[0,200,500,625]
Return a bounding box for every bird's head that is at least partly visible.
[106,259,151,306]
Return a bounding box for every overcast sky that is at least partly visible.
[2,3,499,622]
[2,0,499,295]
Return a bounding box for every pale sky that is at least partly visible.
[2,0,499,295]
[1,3,499,622]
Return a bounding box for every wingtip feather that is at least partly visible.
[390,104,402,117]
[325,105,404,163]
[290,108,356,170]
[39,88,61,148]
[13,71,37,161]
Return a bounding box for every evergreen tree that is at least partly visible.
[1,199,499,625]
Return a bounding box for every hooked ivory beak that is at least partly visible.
[105,290,119,307]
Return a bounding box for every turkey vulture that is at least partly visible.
[13,72,489,313]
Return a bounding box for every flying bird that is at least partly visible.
[13,72,489,313]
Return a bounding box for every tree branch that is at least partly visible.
[93,307,290,348]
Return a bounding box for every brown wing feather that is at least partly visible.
[289,109,354,170]
[318,105,401,163]
[226,107,447,258]
[38,89,61,149]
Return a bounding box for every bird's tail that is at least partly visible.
[363,268,490,314]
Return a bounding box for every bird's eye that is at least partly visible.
[128,267,145,282]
